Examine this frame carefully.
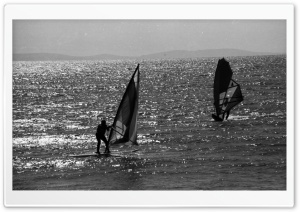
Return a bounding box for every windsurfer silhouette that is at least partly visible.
[212,101,224,121]
[95,119,111,154]
[212,97,231,121]
[212,58,243,122]
[225,110,230,120]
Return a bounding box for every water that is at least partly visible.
[12,55,286,190]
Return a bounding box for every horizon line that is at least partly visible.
[13,48,285,58]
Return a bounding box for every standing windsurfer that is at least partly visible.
[223,98,230,120]
[224,110,230,120]
[95,119,112,154]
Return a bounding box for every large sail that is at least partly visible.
[108,64,140,145]
[212,58,243,121]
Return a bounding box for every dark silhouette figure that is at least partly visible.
[95,120,111,154]
[225,110,230,120]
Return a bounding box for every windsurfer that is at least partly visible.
[95,119,112,154]
[212,58,243,122]
[225,110,230,120]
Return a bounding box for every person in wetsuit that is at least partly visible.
[223,98,230,120]
[95,119,111,154]
[212,97,230,121]
[224,110,230,120]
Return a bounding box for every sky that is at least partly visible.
[13,20,286,57]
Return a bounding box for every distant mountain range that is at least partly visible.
[13,49,283,61]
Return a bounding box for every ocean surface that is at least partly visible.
[12,55,286,190]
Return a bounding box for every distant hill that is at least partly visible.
[139,49,279,59]
[13,49,282,61]
[13,53,131,61]
[13,53,80,61]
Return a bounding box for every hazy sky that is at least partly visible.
[13,20,286,57]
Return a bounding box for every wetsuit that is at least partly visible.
[225,110,230,120]
[95,123,111,153]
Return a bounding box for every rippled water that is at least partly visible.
[13,55,286,190]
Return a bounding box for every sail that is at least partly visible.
[108,64,140,145]
[213,58,243,120]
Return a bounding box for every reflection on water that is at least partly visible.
[13,55,286,190]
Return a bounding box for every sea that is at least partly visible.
[12,55,286,190]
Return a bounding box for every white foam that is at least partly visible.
[228,115,249,120]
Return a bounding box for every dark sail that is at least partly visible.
[108,64,140,145]
[212,58,243,121]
